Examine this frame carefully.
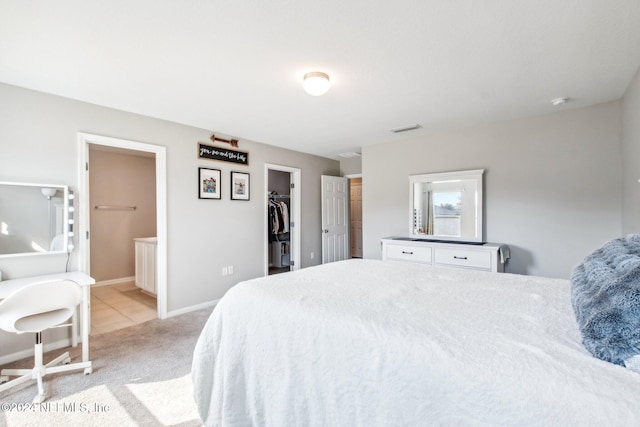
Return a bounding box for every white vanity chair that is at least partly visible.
[0,279,91,403]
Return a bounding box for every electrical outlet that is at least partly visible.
[310,252,315,260]
[222,267,228,276]
[228,265,234,275]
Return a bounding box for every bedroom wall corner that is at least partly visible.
[339,157,362,176]
[622,65,640,235]
[362,102,623,279]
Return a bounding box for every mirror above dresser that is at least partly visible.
[382,168,509,273]
[409,169,484,243]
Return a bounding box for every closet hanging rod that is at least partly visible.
[94,205,137,211]
[269,195,290,199]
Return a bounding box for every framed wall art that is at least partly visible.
[230,171,250,201]
[199,167,221,200]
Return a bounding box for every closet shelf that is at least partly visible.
[268,190,290,199]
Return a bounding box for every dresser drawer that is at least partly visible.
[386,244,432,263]
[434,248,491,270]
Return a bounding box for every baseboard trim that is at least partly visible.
[93,276,136,287]
[1,299,219,364]
[0,337,76,365]
[165,299,219,319]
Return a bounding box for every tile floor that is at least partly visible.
[90,281,157,335]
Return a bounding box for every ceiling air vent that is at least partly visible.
[390,124,421,133]
[337,152,362,158]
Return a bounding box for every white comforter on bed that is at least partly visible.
[192,259,640,426]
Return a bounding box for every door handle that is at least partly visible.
[323,229,329,233]
[453,256,468,260]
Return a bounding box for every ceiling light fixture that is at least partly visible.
[303,71,331,96]
[551,97,568,106]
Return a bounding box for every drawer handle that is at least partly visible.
[402,251,414,255]
[453,256,468,260]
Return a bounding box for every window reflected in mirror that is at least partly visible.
[431,191,462,237]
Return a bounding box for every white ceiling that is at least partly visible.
[1,1,639,159]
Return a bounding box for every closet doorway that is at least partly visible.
[265,164,301,276]
[348,175,363,258]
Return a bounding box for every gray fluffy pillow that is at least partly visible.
[571,234,640,367]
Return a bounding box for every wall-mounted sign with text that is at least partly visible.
[198,143,249,166]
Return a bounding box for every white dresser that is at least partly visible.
[381,237,509,273]
[134,237,157,295]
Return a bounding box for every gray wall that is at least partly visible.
[363,101,623,279]
[0,83,338,358]
[89,149,157,282]
[622,67,640,234]
[340,157,362,176]
[268,169,291,196]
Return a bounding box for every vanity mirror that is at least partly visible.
[409,169,484,243]
[0,181,72,257]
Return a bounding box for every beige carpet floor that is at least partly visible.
[0,307,214,427]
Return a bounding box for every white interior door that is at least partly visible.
[321,175,349,263]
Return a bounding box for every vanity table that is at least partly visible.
[381,238,509,273]
[0,181,92,370]
[0,271,95,371]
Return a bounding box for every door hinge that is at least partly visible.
[290,260,295,266]
[290,183,295,189]
[85,162,89,171]
[86,231,90,239]
[290,221,295,228]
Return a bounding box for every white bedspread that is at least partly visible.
[192,259,640,426]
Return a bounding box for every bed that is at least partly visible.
[192,258,640,426]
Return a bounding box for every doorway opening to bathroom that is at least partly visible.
[78,133,168,330]
[88,145,157,334]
